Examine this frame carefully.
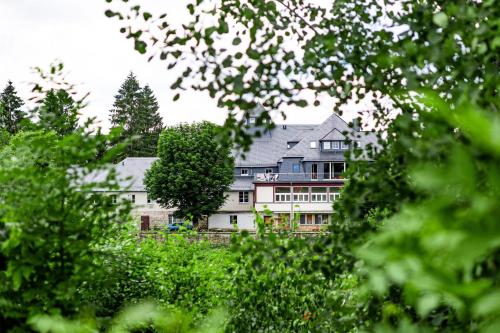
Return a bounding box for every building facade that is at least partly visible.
[99,111,376,231]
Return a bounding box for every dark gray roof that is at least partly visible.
[234,125,316,167]
[88,112,378,192]
[321,128,346,141]
[282,113,378,161]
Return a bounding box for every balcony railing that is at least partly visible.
[253,173,346,182]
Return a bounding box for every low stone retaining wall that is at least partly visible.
[139,231,329,245]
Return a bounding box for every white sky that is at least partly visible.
[0,0,364,129]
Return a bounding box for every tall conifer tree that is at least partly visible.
[109,73,163,158]
[137,85,163,156]
[38,89,79,136]
[0,81,25,134]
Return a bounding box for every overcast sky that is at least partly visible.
[0,0,363,129]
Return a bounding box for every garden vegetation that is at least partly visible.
[0,0,499,332]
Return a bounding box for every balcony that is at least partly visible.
[253,173,346,183]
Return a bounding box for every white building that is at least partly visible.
[95,111,376,231]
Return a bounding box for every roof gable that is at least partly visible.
[320,128,346,141]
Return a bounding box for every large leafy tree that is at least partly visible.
[145,122,234,225]
[0,81,25,134]
[38,89,79,136]
[109,73,163,158]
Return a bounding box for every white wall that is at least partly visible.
[208,213,255,230]
[256,186,274,203]
[219,191,254,211]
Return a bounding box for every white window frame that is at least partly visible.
[275,193,291,202]
[249,117,256,124]
[230,215,238,225]
[332,141,340,149]
[310,141,317,149]
[329,192,341,202]
[341,141,349,149]
[240,168,249,176]
[131,194,136,203]
[323,141,331,150]
[293,193,309,202]
[239,191,249,203]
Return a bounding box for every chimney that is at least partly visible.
[352,118,361,131]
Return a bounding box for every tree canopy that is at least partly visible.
[145,122,234,225]
[37,89,79,136]
[109,73,163,158]
[0,81,26,134]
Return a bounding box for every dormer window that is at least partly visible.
[241,168,249,176]
[249,117,256,124]
[310,141,317,149]
[287,141,298,149]
[321,140,349,151]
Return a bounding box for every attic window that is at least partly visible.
[310,141,317,149]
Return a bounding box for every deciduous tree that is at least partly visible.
[145,122,234,226]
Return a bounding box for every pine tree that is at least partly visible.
[109,73,163,158]
[137,85,163,156]
[0,81,25,134]
[38,89,79,136]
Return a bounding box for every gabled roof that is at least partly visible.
[320,128,346,141]
[233,124,316,167]
[282,113,378,161]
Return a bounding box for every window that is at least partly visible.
[230,215,238,225]
[299,214,314,225]
[310,141,317,149]
[341,141,349,149]
[265,168,273,174]
[287,141,297,149]
[323,141,331,150]
[323,162,346,179]
[241,168,249,176]
[147,195,152,204]
[333,162,346,178]
[111,194,117,204]
[323,163,331,179]
[239,191,249,203]
[292,163,300,173]
[293,187,309,202]
[311,163,318,180]
[315,214,330,225]
[249,117,256,124]
[311,187,328,202]
[131,194,136,203]
[275,187,291,202]
[332,141,340,149]
[329,187,341,202]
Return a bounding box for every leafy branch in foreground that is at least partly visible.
[104,0,498,149]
